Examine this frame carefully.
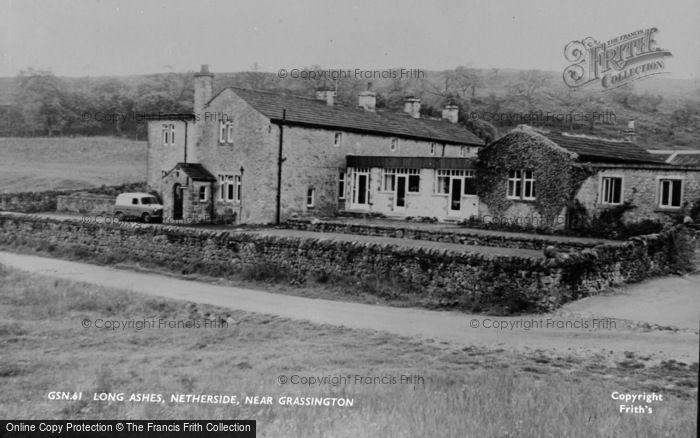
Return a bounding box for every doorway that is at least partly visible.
[173,183,183,220]
[395,175,406,209]
[450,178,461,212]
[352,171,370,208]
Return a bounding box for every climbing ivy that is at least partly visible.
[476,127,595,225]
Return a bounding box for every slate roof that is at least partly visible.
[537,130,667,165]
[218,88,484,146]
[172,163,216,181]
[668,153,700,166]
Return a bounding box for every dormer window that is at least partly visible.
[219,121,234,144]
[391,138,399,152]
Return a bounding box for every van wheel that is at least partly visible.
[142,213,151,223]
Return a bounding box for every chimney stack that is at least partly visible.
[315,89,335,106]
[403,97,421,118]
[358,82,376,112]
[442,104,459,124]
[194,64,214,116]
[623,120,636,143]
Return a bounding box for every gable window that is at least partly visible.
[161,124,175,146]
[390,138,399,152]
[198,186,207,202]
[507,170,535,200]
[219,121,234,144]
[334,132,342,147]
[600,176,622,205]
[338,172,346,199]
[659,178,682,208]
[307,188,315,207]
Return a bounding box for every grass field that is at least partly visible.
[0,137,146,193]
[0,264,695,437]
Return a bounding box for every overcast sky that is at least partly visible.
[1,0,698,78]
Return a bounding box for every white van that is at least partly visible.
[114,193,163,222]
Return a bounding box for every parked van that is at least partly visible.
[114,193,163,222]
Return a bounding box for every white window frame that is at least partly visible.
[522,170,535,201]
[307,187,315,207]
[600,175,623,205]
[390,138,399,152]
[334,132,342,147]
[219,121,234,144]
[382,168,419,193]
[338,172,346,199]
[219,174,240,202]
[226,122,234,144]
[460,146,466,157]
[507,170,522,199]
[198,185,208,202]
[436,169,473,195]
[161,124,175,146]
[658,177,683,209]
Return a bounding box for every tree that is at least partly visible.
[17,68,72,136]
[506,70,551,104]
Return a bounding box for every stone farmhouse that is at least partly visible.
[146,65,700,227]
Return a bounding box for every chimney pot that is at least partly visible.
[442,104,459,124]
[358,84,377,112]
[403,97,421,119]
[315,89,335,106]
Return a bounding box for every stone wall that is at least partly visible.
[57,193,115,214]
[0,183,146,214]
[284,218,604,251]
[576,166,700,223]
[0,214,686,314]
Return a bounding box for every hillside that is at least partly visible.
[1,68,699,149]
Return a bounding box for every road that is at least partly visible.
[0,252,697,363]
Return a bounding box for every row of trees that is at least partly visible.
[1,66,697,147]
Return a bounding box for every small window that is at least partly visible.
[307,188,315,207]
[460,146,466,157]
[338,172,346,199]
[131,198,139,205]
[430,143,436,156]
[234,175,241,202]
[161,124,174,146]
[170,124,175,144]
[601,176,622,205]
[218,175,225,201]
[408,175,420,193]
[219,121,226,144]
[659,179,682,208]
[507,170,523,199]
[334,132,342,147]
[391,138,399,152]
[198,186,207,202]
[226,123,234,144]
[441,144,446,156]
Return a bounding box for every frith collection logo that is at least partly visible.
[563,27,672,90]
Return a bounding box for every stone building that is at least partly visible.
[146,65,484,224]
[478,125,700,227]
[146,65,700,227]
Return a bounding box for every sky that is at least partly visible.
[1,0,699,78]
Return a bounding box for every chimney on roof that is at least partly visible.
[194,64,214,117]
[623,120,636,143]
[442,103,459,124]
[403,97,421,119]
[358,82,377,112]
[315,88,335,106]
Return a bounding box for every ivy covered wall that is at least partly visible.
[476,126,594,227]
